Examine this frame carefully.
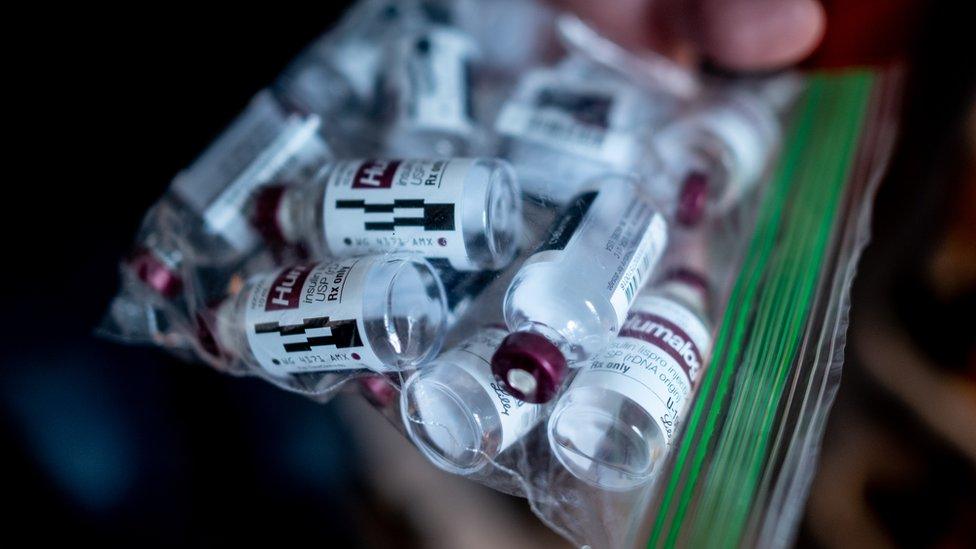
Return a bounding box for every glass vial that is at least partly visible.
[491,175,669,403]
[653,89,780,226]
[128,92,330,299]
[547,271,712,490]
[253,158,521,271]
[401,326,544,474]
[495,62,671,204]
[383,26,482,157]
[209,254,448,388]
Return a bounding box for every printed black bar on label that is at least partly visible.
[255,316,364,352]
[336,199,429,212]
[280,316,331,336]
[394,218,426,226]
[341,199,456,232]
[423,204,454,230]
[283,320,363,352]
[394,199,426,208]
[364,204,396,213]
[535,88,613,129]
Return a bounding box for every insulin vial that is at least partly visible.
[547,270,712,490]
[129,92,330,299]
[384,26,481,157]
[252,158,521,271]
[491,176,669,403]
[209,254,447,390]
[653,89,780,226]
[402,326,543,474]
[495,64,668,204]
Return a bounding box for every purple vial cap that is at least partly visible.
[663,267,711,300]
[250,185,289,245]
[676,171,709,227]
[128,247,183,298]
[491,332,567,404]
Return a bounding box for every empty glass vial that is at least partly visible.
[495,61,672,204]
[547,270,712,490]
[279,0,414,111]
[652,89,780,226]
[491,175,669,403]
[209,254,447,390]
[384,26,482,157]
[402,326,544,474]
[252,158,521,271]
[128,91,330,300]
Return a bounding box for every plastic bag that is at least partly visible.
[102,1,901,547]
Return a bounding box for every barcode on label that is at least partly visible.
[623,249,654,304]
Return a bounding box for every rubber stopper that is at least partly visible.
[128,247,183,298]
[491,331,567,404]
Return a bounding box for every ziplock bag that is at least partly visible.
[102,1,901,547]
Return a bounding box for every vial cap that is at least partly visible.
[250,185,289,245]
[491,332,567,404]
[128,247,183,298]
[359,375,398,408]
[676,171,709,227]
[664,267,709,292]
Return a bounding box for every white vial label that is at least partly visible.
[399,28,476,134]
[525,190,668,327]
[243,258,382,375]
[573,295,711,444]
[607,211,668,323]
[495,73,642,166]
[445,327,543,451]
[322,159,475,270]
[171,93,285,217]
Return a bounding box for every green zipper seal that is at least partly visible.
[647,71,874,548]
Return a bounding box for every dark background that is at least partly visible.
[4,4,387,547]
[6,2,975,547]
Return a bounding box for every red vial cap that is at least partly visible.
[128,247,183,298]
[676,171,709,227]
[359,375,398,408]
[491,332,567,404]
[250,185,289,245]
